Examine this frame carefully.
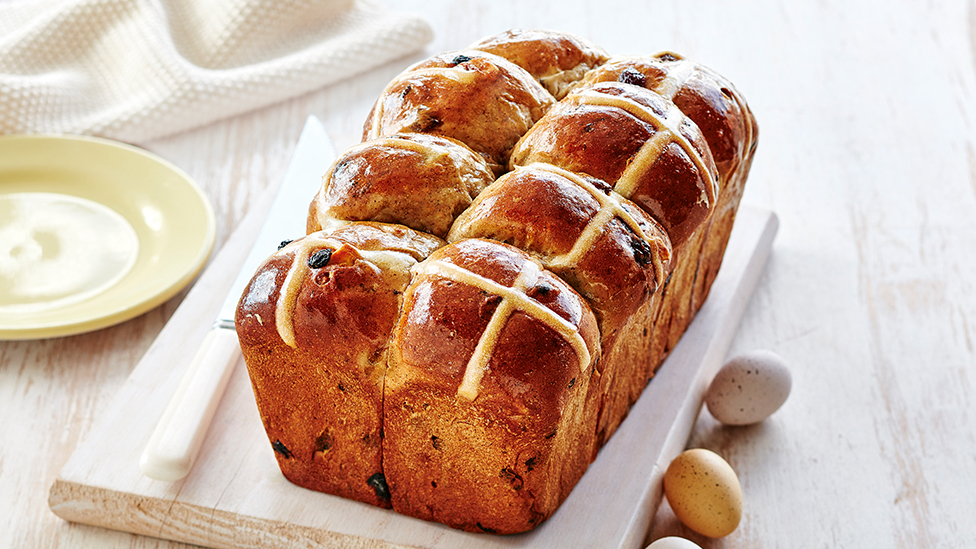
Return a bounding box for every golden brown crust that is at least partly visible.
[300,221,445,260]
[384,239,600,533]
[309,134,495,239]
[448,164,671,338]
[577,52,758,185]
[577,51,759,325]
[582,54,758,444]
[236,224,444,508]
[510,81,719,247]
[363,50,555,174]
[470,28,610,99]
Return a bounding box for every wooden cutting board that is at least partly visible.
[48,188,778,549]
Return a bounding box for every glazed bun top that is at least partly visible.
[511,80,718,247]
[391,238,601,405]
[363,50,555,175]
[448,164,671,336]
[577,52,758,186]
[309,133,495,239]
[237,222,444,353]
[470,28,610,99]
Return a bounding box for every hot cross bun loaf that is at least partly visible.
[236,29,758,535]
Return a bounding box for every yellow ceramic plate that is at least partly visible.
[0,134,215,340]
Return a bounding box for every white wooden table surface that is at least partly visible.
[3,0,976,547]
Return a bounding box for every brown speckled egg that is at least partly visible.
[705,349,792,425]
[663,448,742,538]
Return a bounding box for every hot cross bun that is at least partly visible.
[384,239,600,533]
[236,222,443,508]
[469,28,609,99]
[363,50,555,175]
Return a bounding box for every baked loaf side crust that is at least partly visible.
[596,53,759,443]
[236,223,444,508]
[507,77,724,442]
[384,239,601,533]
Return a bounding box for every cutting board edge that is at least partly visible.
[49,478,422,549]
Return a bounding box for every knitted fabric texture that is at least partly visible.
[0,0,432,142]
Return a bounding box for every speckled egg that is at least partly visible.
[705,349,791,425]
[646,536,703,549]
[663,448,742,538]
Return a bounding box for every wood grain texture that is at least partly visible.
[3,0,976,547]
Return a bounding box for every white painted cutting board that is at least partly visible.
[48,187,777,549]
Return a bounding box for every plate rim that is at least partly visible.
[0,133,216,340]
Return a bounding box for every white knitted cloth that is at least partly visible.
[0,0,432,142]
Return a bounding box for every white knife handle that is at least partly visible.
[140,327,240,481]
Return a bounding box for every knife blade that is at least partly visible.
[140,116,336,481]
